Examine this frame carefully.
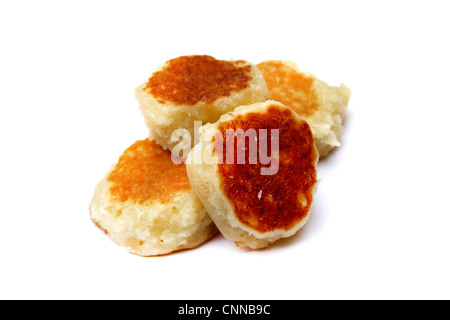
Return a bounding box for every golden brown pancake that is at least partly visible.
[257,60,351,158]
[135,55,269,151]
[89,139,217,256]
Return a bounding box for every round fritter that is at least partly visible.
[90,139,217,256]
[135,55,269,151]
[257,60,351,158]
[186,100,318,249]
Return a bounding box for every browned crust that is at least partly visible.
[107,139,190,204]
[216,105,317,233]
[145,55,252,106]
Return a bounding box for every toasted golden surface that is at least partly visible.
[257,60,351,158]
[257,61,319,117]
[215,104,317,233]
[108,139,190,204]
[145,55,253,106]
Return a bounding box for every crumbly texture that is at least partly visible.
[90,139,217,256]
[186,101,318,249]
[257,61,351,158]
[135,55,269,152]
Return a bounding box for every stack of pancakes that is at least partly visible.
[90,55,351,255]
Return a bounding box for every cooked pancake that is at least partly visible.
[89,139,217,256]
[257,60,351,158]
[186,100,318,249]
[135,55,269,152]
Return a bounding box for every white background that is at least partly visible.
[1,0,449,300]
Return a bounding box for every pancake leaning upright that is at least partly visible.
[186,100,319,249]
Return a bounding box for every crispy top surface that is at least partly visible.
[145,55,252,106]
[215,105,317,233]
[257,61,319,117]
[108,139,190,204]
